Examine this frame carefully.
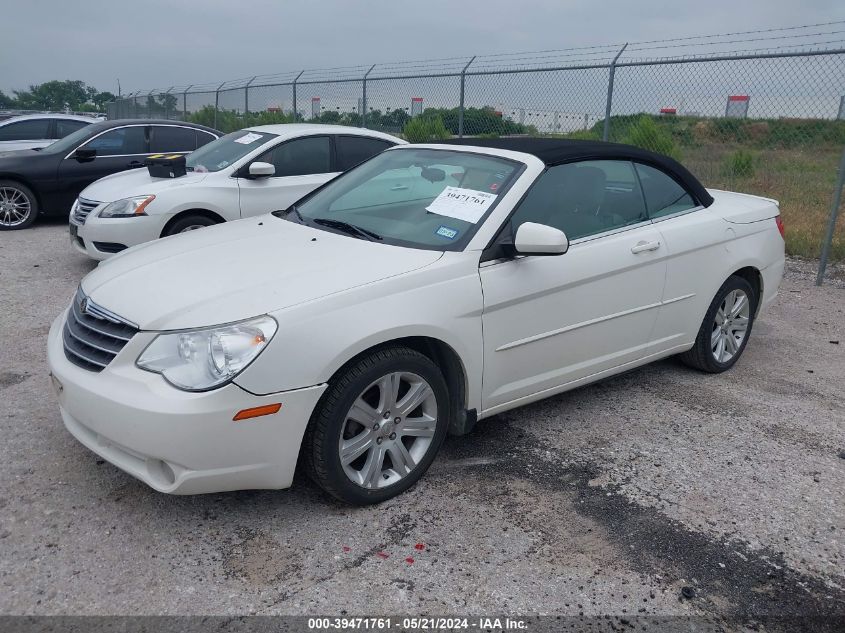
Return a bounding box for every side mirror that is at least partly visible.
[73,148,97,162]
[248,161,275,178]
[514,222,569,256]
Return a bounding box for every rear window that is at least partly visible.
[635,163,697,219]
[150,126,198,152]
[336,136,394,170]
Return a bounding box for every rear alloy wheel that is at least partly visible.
[680,275,757,373]
[302,347,449,505]
[163,214,218,236]
[0,181,38,230]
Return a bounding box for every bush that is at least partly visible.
[403,116,451,142]
[722,149,755,178]
[188,106,295,133]
[622,115,680,159]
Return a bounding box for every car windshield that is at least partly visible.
[277,147,522,251]
[186,130,277,173]
[42,124,102,154]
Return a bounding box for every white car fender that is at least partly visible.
[234,252,484,411]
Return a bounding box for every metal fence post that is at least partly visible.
[816,146,845,285]
[292,71,304,121]
[458,56,476,138]
[602,43,628,142]
[182,85,192,120]
[214,81,226,130]
[147,90,155,119]
[245,76,257,116]
[362,64,376,128]
[164,87,174,119]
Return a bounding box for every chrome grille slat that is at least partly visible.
[70,299,133,342]
[72,197,100,225]
[65,315,125,354]
[62,289,138,372]
[62,326,109,369]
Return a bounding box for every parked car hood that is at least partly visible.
[80,216,443,330]
[0,148,42,161]
[80,168,210,203]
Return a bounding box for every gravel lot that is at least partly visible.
[1,220,844,629]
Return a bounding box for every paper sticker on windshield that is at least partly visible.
[436,225,459,240]
[426,186,497,224]
[234,132,263,145]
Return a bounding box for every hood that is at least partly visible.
[0,148,42,160]
[81,216,443,330]
[80,167,210,203]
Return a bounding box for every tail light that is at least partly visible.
[775,215,786,240]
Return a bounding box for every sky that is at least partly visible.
[1,0,843,95]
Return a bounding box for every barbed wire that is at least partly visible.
[120,22,845,94]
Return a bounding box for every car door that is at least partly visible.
[479,159,668,412]
[632,162,724,354]
[55,125,149,210]
[236,135,336,218]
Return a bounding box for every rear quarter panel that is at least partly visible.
[651,195,784,352]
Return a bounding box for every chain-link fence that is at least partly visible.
[106,34,845,279]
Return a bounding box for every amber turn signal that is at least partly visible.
[233,403,282,421]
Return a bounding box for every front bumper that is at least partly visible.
[47,310,327,494]
[71,214,170,261]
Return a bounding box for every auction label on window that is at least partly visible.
[234,132,263,144]
[426,186,497,224]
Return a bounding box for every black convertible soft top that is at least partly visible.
[438,137,713,207]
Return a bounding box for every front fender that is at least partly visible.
[234,253,484,412]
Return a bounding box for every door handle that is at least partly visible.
[127,160,144,168]
[389,184,409,191]
[631,240,661,254]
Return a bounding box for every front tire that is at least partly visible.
[163,213,218,236]
[680,275,757,373]
[302,347,450,505]
[0,180,38,230]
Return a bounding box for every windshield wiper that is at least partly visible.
[312,218,382,241]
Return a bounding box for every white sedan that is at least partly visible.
[70,124,403,260]
[0,113,94,151]
[47,138,785,505]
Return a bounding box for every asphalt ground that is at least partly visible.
[1,220,843,631]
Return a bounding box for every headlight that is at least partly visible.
[98,195,155,218]
[136,316,277,391]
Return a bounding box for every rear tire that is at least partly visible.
[302,346,450,505]
[0,180,38,230]
[163,213,218,236]
[680,275,757,373]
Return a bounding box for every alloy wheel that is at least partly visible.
[711,289,750,363]
[339,371,438,489]
[0,187,31,228]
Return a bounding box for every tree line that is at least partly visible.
[0,80,115,113]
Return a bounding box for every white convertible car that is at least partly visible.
[70,124,402,260]
[47,138,785,505]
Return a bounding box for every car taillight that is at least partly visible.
[775,215,785,240]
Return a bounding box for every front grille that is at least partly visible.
[63,289,138,372]
[71,197,100,225]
